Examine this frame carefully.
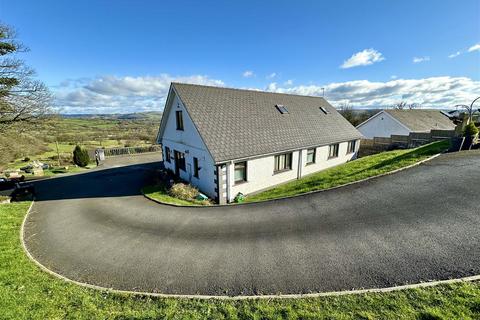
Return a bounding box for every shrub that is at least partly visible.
[72,145,90,167]
[168,183,199,201]
[463,122,479,137]
[23,157,30,162]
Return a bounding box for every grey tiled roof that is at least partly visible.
[384,109,456,132]
[173,83,363,163]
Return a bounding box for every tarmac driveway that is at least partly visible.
[23,151,480,296]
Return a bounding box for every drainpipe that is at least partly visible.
[225,162,232,203]
[297,150,303,179]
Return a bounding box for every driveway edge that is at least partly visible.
[143,153,443,208]
[20,200,479,300]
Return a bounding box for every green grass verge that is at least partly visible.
[0,202,479,319]
[246,140,451,203]
[142,185,209,206]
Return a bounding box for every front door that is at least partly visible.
[174,150,187,178]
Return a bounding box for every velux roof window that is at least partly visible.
[276,104,289,114]
[320,106,329,114]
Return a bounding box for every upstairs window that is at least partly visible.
[328,144,339,159]
[306,148,316,165]
[347,140,357,154]
[234,161,247,184]
[275,104,289,114]
[176,110,184,130]
[274,153,292,173]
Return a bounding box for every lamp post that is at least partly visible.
[455,96,480,124]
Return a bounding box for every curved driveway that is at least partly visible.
[23,152,480,296]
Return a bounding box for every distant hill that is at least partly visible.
[61,111,163,121]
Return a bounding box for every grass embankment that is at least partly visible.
[0,202,479,319]
[246,140,451,202]
[142,185,210,206]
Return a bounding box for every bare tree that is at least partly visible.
[0,22,51,132]
[393,101,417,110]
[338,102,356,125]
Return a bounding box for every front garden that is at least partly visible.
[245,140,451,202]
[144,140,451,206]
[142,183,211,206]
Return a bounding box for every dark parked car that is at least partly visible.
[0,178,35,200]
[11,182,35,201]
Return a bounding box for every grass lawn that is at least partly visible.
[246,140,451,203]
[0,202,479,319]
[142,185,210,206]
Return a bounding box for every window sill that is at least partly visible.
[327,156,338,160]
[273,168,292,175]
[305,162,315,166]
[176,128,184,131]
[234,180,247,186]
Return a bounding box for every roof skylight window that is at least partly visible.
[276,104,289,114]
[320,106,329,114]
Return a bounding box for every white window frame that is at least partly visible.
[328,144,339,159]
[306,148,316,165]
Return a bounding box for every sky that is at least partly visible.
[1,0,480,113]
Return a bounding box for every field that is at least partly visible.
[0,113,162,174]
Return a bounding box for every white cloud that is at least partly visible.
[266,72,277,79]
[340,48,385,69]
[284,79,294,86]
[242,70,255,78]
[413,56,430,63]
[390,75,398,79]
[468,43,480,52]
[53,75,480,113]
[53,74,224,114]
[448,51,461,58]
[265,76,480,109]
[266,82,277,92]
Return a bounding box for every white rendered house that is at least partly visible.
[356,109,455,139]
[157,83,363,204]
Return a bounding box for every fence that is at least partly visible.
[88,145,162,159]
[359,129,456,157]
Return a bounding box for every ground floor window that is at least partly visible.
[234,161,247,183]
[274,153,292,173]
[175,151,186,171]
[328,144,339,159]
[306,148,316,165]
[347,140,356,154]
[165,146,171,163]
[193,157,199,178]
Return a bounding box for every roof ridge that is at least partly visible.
[172,82,328,100]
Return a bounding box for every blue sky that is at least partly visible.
[2,0,480,113]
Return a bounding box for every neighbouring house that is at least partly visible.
[156,83,363,204]
[356,109,456,139]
